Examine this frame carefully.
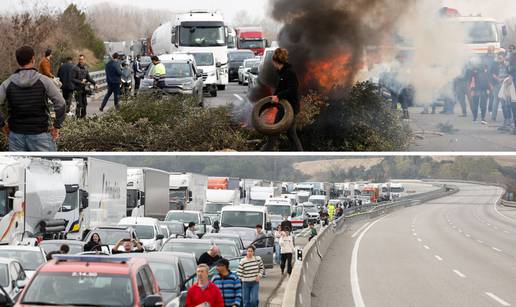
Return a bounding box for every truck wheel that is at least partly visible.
[251,97,295,136]
[210,90,218,97]
[217,85,226,91]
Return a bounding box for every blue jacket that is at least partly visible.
[212,271,242,307]
[105,59,122,84]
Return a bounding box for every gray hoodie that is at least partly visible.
[0,68,66,131]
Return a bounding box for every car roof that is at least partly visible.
[164,238,236,245]
[93,226,134,231]
[163,251,196,259]
[0,257,18,265]
[39,240,86,246]
[221,205,267,213]
[229,50,255,54]
[125,252,180,264]
[167,210,199,214]
[41,256,147,275]
[0,245,43,252]
[203,233,241,239]
[119,217,159,225]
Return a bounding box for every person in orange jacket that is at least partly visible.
[39,49,55,79]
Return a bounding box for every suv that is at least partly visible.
[227,50,255,81]
[118,217,165,252]
[140,57,204,106]
[165,210,210,238]
[84,226,139,250]
[13,255,163,307]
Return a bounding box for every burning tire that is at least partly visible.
[252,97,294,136]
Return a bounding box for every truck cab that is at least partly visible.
[220,205,271,232]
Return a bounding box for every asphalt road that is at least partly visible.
[312,182,516,307]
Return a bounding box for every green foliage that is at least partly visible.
[298,82,411,151]
[60,5,105,59]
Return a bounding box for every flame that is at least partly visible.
[304,54,353,92]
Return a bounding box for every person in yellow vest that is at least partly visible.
[328,203,335,221]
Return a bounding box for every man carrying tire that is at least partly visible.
[261,48,303,151]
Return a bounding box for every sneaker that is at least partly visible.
[99,107,104,112]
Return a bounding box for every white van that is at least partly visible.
[220,205,271,231]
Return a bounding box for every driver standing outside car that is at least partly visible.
[111,238,144,254]
[261,48,303,152]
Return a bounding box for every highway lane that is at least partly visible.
[312,182,516,307]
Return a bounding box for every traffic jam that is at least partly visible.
[0,156,407,306]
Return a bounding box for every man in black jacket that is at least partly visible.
[100,53,122,112]
[262,48,303,151]
[72,54,96,118]
[57,57,75,113]
[0,46,66,151]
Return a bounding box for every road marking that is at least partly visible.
[423,245,430,250]
[351,222,371,238]
[494,226,499,230]
[465,234,471,238]
[417,238,422,242]
[493,191,516,222]
[234,94,244,101]
[458,229,463,233]
[477,240,484,244]
[453,269,466,278]
[492,247,502,252]
[504,230,511,234]
[485,292,511,306]
[350,217,386,307]
[413,232,417,236]
[487,223,491,226]
[434,255,443,261]
[452,226,456,229]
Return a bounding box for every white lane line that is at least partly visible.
[485,292,511,306]
[493,191,516,222]
[453,269,466,278]
[492,247,502,252]
[504,230,511,234]
[413,232,417,236]
[458,229,463,233]
[351,222,371,238]
[417,238,422,242]
[434,255,443,261]
[465,234,471,238]
[234,94,244,101]
[423,245,430,250]
[477,240,484,244]
[350,217,386,307]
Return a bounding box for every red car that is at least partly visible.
[11,255,163,307]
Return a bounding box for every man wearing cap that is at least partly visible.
[212,258,242,307]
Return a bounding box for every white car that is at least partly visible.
[0,257,28,301]
[0,246,46,279]
[118,217,165,251]
[238,58,260,85]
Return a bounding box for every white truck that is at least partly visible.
[451,15,507,55]
[249,186,281,206]
[0,157,66,245]
[127,168,170,220]
[54,158,128,240]
[220,205,271,231]
[169,172,208,212]
[151,10,229,90]
[204,189,240,222]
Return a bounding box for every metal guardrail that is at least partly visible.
[500,199,516,208]
[282,184,459,307]
[90,70,107,92]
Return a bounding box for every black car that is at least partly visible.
[227,50,255,81]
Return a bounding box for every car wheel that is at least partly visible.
[210,90,217,97]
[251,97,295,136]
[217,85,226,91]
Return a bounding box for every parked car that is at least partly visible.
[84,226,139,250]
[0,246,46,279]
[228,50,255,81]
[140,58,204,106]
[160,239,240,261]
[163,252,197,280]
[165,210,210,238]
[247,62,260,89]
[0,257,28,302]
[202,233,245,251]
[159,221,186,238]
[238,58,260,85]
[118,217,165,251]
[127,252,187,306]
[140,55,152,71]
[218,227,274,268]
[38,240,86,255]
[14,255,163,307]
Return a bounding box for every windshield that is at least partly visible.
[141,57,152,65]
[391,187,404,193]
[60,185,79,212]
[166,212,198,223]
[462,21,499,44]
[309,199,325,206]
[245,60,260,68]
[163,63,193,78]
[266,205,291,217]
[162,242,238,259]
[240,39,265,49]
[0,264,8,287]
[298,195,309,203]
[219,228,256,243]
[0,250,44,271]
[248,199,265,206]
[126,190,138,214]
[179,256,196,278]
[180,25,226,47]
[205,203,227,214]
[191,53,214,66]
[304,206,318,213]
[21,272,134,306]
[363,192,374,197]
[161,222,184,235]
[120,225,155,239]
[0,189,9,217]
[228,52,254,62]
[205,236,242,249]
[89,229,131,245]
[39,242,84,255]
[169,190,186,201]
[221,211,263,228]
[148,262,178,291]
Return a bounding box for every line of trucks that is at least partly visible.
[0,156,405,246]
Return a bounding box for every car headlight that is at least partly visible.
[181,82,194,90]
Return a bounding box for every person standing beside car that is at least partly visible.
[279,229,294,276]
[186,264,224,307]
[212,258,242,307]
[261,48,303,151]
[100,53,122,112]
[237,246,265,307]
[57,57,76,113]
[0,46,65,152]
[133,55,143,96]
[72,54,96,119]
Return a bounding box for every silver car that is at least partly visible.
[238,59,260,85]
[0,257,28,302]
[140,59,204,106]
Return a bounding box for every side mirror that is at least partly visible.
[156,234,165,240]
[142,294,163,307]
[502,25,508,37]
[80,190,89,209]
[189,191,193,202]
[16,279,27,289]
[250,67,259,75]
[216,62,222,68]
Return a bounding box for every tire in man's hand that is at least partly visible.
[252,97,294,136]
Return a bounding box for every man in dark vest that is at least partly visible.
[0,46,66,151]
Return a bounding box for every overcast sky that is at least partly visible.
[0,0,270,22]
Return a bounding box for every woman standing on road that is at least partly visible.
[261,48,303,151]
[279,229,295,276]
[274,225,282,265]
[237,246,265,307]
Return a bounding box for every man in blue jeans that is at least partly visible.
[100,53,122,112]
[0,46,66,152]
